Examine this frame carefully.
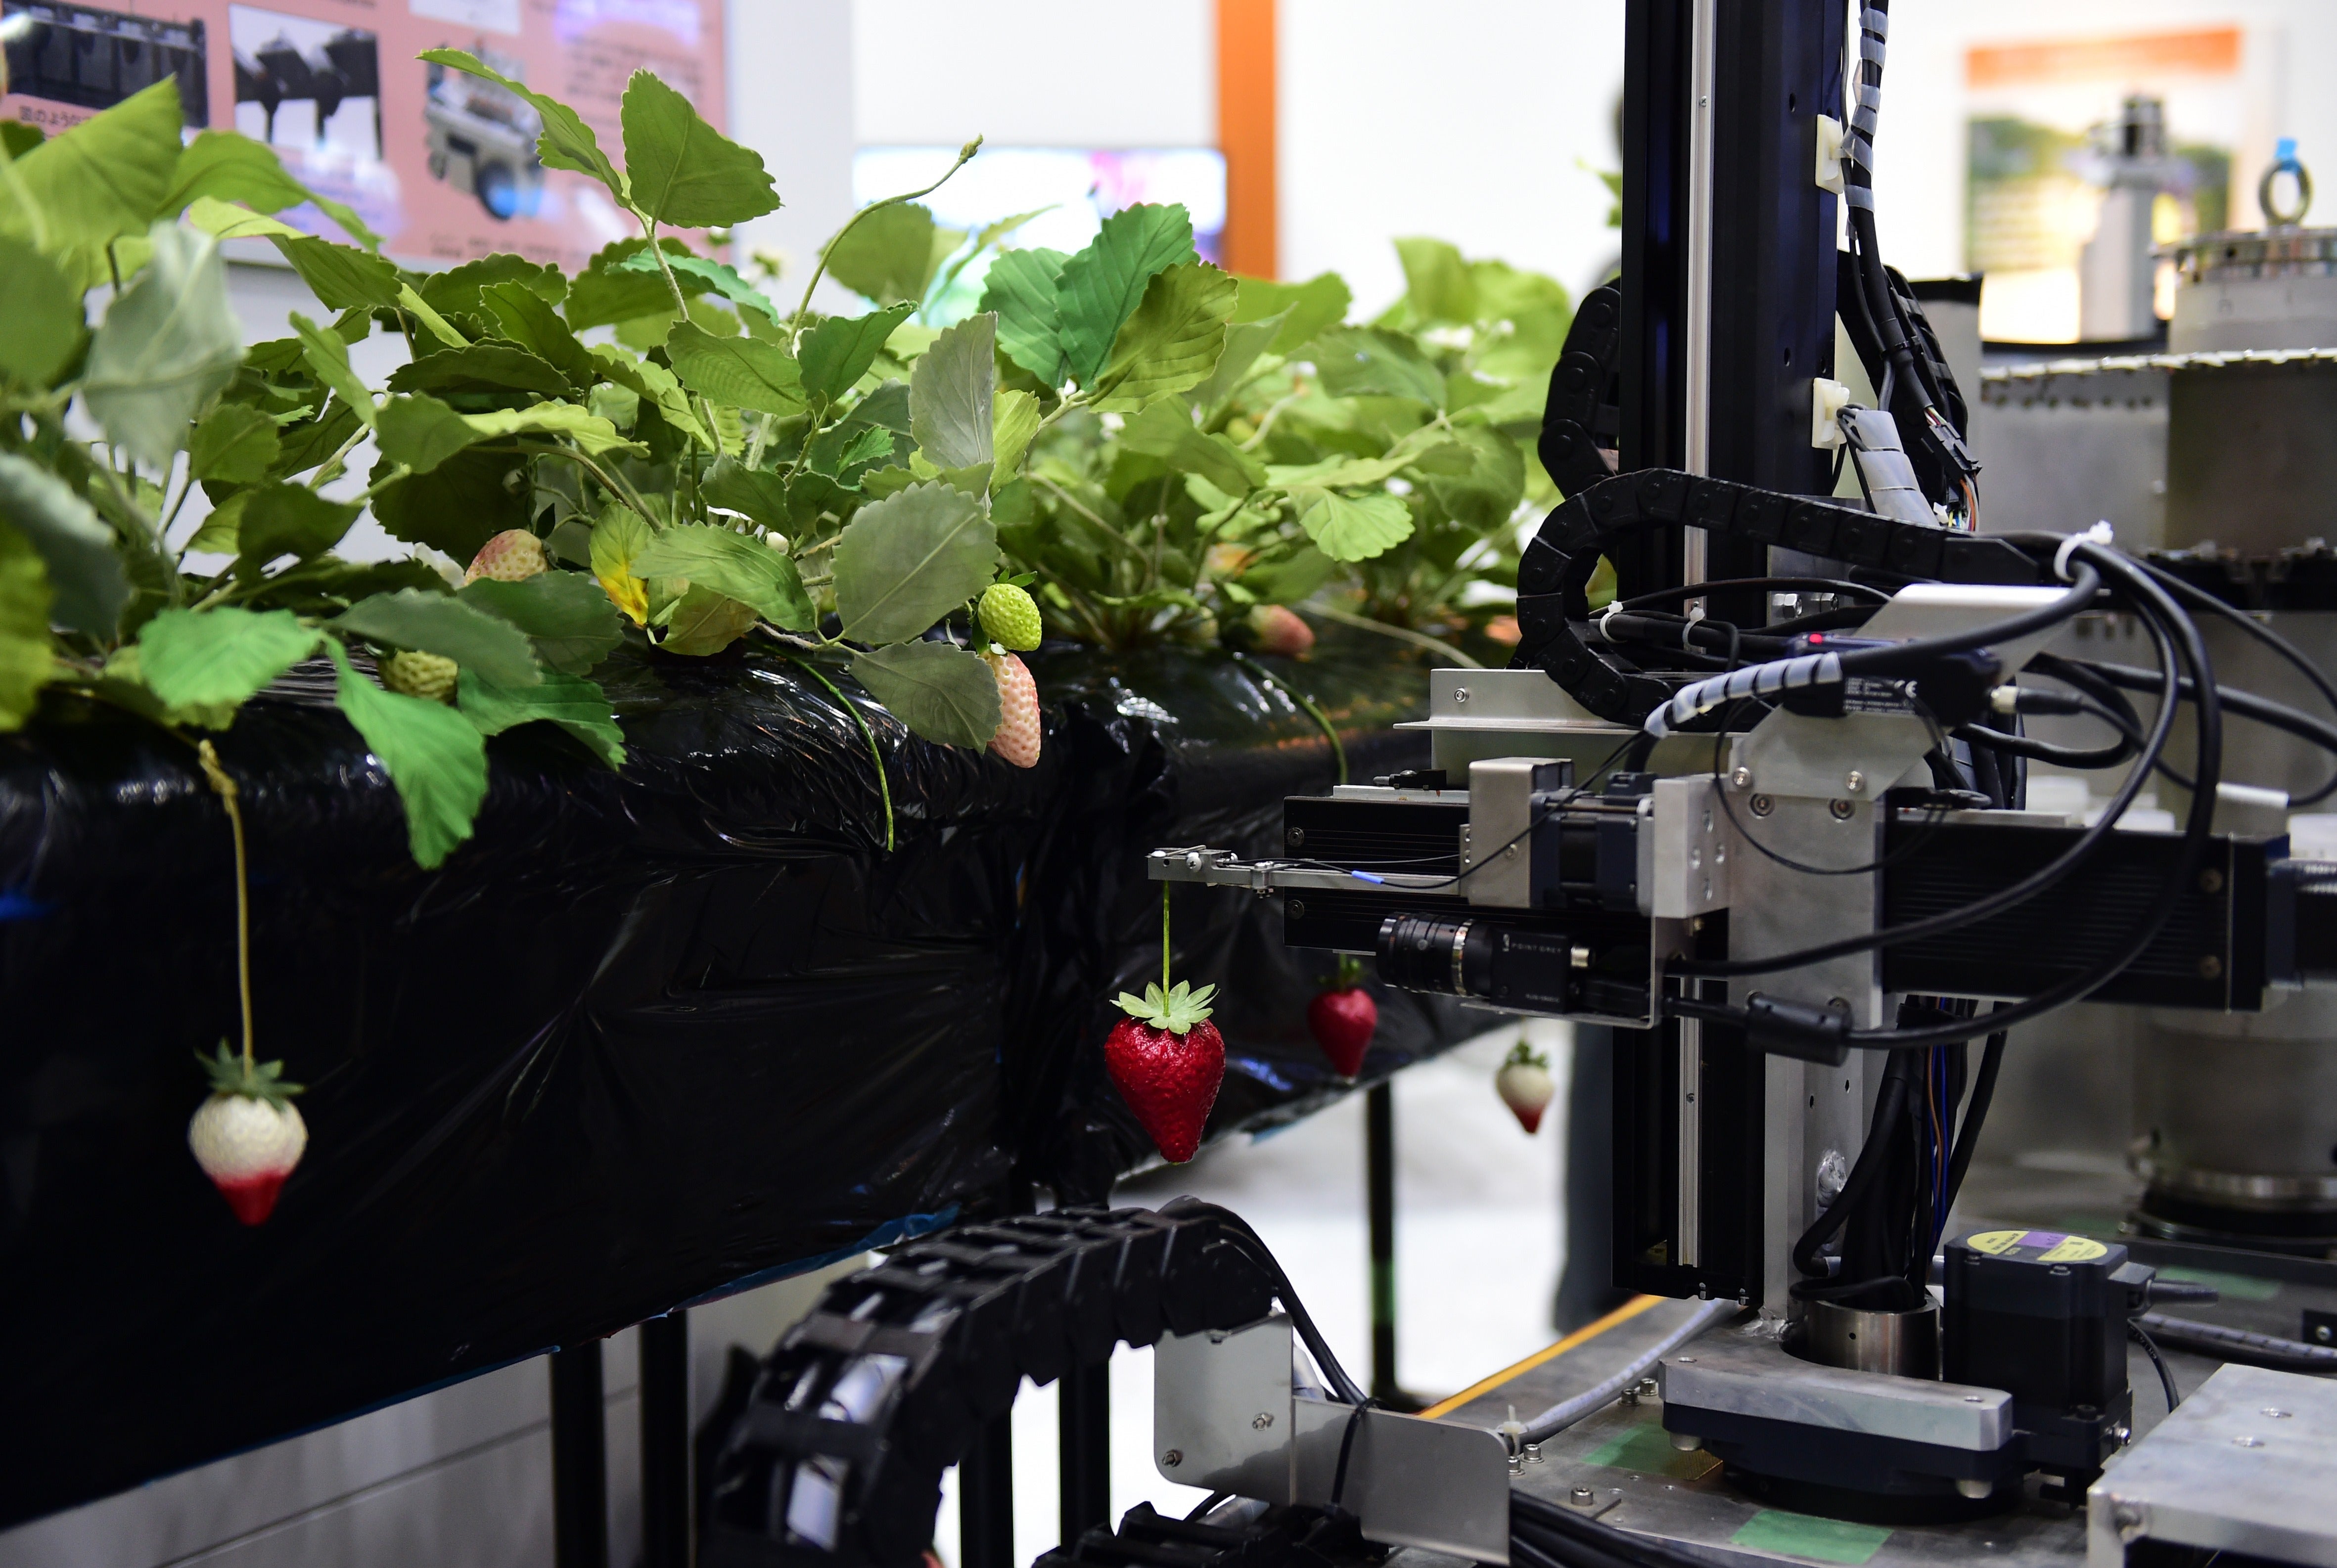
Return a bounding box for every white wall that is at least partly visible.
[1281,0,1625,310]
[1874,0,2337,281]
[852,0,1216,148]
[729,1,861,308]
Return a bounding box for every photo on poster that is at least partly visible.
[231,6,401,243]
[1,2,208,132]
[422,42,544,221]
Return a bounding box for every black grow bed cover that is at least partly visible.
[0,629,1482,1527]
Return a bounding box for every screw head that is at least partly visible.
[1964,1394,1985,1402]
[2262,1407,2292,1418]
[1287,827,1305,847]
[1731,766,1754,789]
[1453,686,1470,705]
[1163,1449,1183,1467]
[1749,793,1775,817]
[2234,1435,2264,1448]
[2200,867,2225,894]
[1253,1412,1275,1429]
[1571,1486,1595,1505]
[1287,899,1306,921]
[2200,953,2225,980]
[1845,770,1865,794]
[1829,798,1855,820]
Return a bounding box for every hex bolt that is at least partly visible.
[1829,798,1855,820]
[1749,794,1775,817]
[1570,1486,1595,1506]
[1163,1449,1183,1467]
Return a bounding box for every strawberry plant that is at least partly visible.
[1,50,1572,877]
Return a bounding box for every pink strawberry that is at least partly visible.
[1496,1041,1554,1134]
[187,1044,308,1225]
[1248,604,1314,658]
[465,529,549,584]
[1307,987,1377,1079]
[1105,981,1225,1163]
[985,650,1041,768]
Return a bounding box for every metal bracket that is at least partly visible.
[1155,1317,1512,1564]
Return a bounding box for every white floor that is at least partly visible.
[934,1020,1576,1568]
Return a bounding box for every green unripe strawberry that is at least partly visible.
[978,582,1043,651]
[379,649,459,703]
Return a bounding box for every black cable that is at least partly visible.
[1674,560,2171,980]
[1671,545,2221,1052]
[1941,1023,2007,1218]
[1956,719,2132,774]
[2131,1323,2181,1411]
[1157,1199,1369,1405]
[2067,659,2337,804]
[1328,1401,1369,1512]
[1791,1071,1911,1281]
[1617,577,1890,612]
[1837,542,2220,1047]
[1184,1492,1231,1522]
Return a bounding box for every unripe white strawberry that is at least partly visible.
[1496,1040,1554,1135]
[985,650,1041,768]
[1248,603,1314,658]
[465,529,549,583]
[378,649,459,702]
[187,1045,308,1225]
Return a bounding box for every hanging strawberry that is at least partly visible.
[188,741,309,1225]
[985,650,1041,767]
[1105,886,1226,1163]
[1496,1040,1555,1134]
[1306,954,1377,1079]
[465,528,549,583]
[189,1045,308,1225]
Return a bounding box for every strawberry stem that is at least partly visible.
[789,655,895,852]
[1232,653,1347,785]
[1161,880,1171,991]
[197,741,254,1072]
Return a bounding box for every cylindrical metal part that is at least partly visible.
[1798,1299,1940,1379]
[2164,363,2337,555]
[2167,229,2337,354]
[2133,989,2337,1247]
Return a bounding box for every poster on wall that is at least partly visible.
[1963,27,2254,344]
[0,0,728,270]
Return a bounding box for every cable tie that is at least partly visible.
[1858,85,1882,111]
[1596,601,1627,643]
[1863,7,1889,39]
[1860,35,1887,64]
[1843,185,1876,211]
[2054,521,2114,582]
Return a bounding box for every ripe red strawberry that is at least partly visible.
[1247,603,1314,658]
[465,529,549,584]
[1307,986,1377,1079]
[985,650,1041,768]
[1105,981,1225,1163]
[1496,1041,1555,1134]
[187,1044,308,1225]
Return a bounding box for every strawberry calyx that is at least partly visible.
[1113,980,1217,1036]
[1502,1039,1549,1073]
[1328,953,1366,992]
[198,1041,304,1109]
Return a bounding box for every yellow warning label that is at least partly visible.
[1965,1230,2029,1255]
[2038,1235,2109,1263]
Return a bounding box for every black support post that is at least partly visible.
[960,1411,1015,1568]
[1366,1081,1418,1409]
[640,1311,690,1568]
[1057,1360,1110,1545]
[550,1344,609,1568]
